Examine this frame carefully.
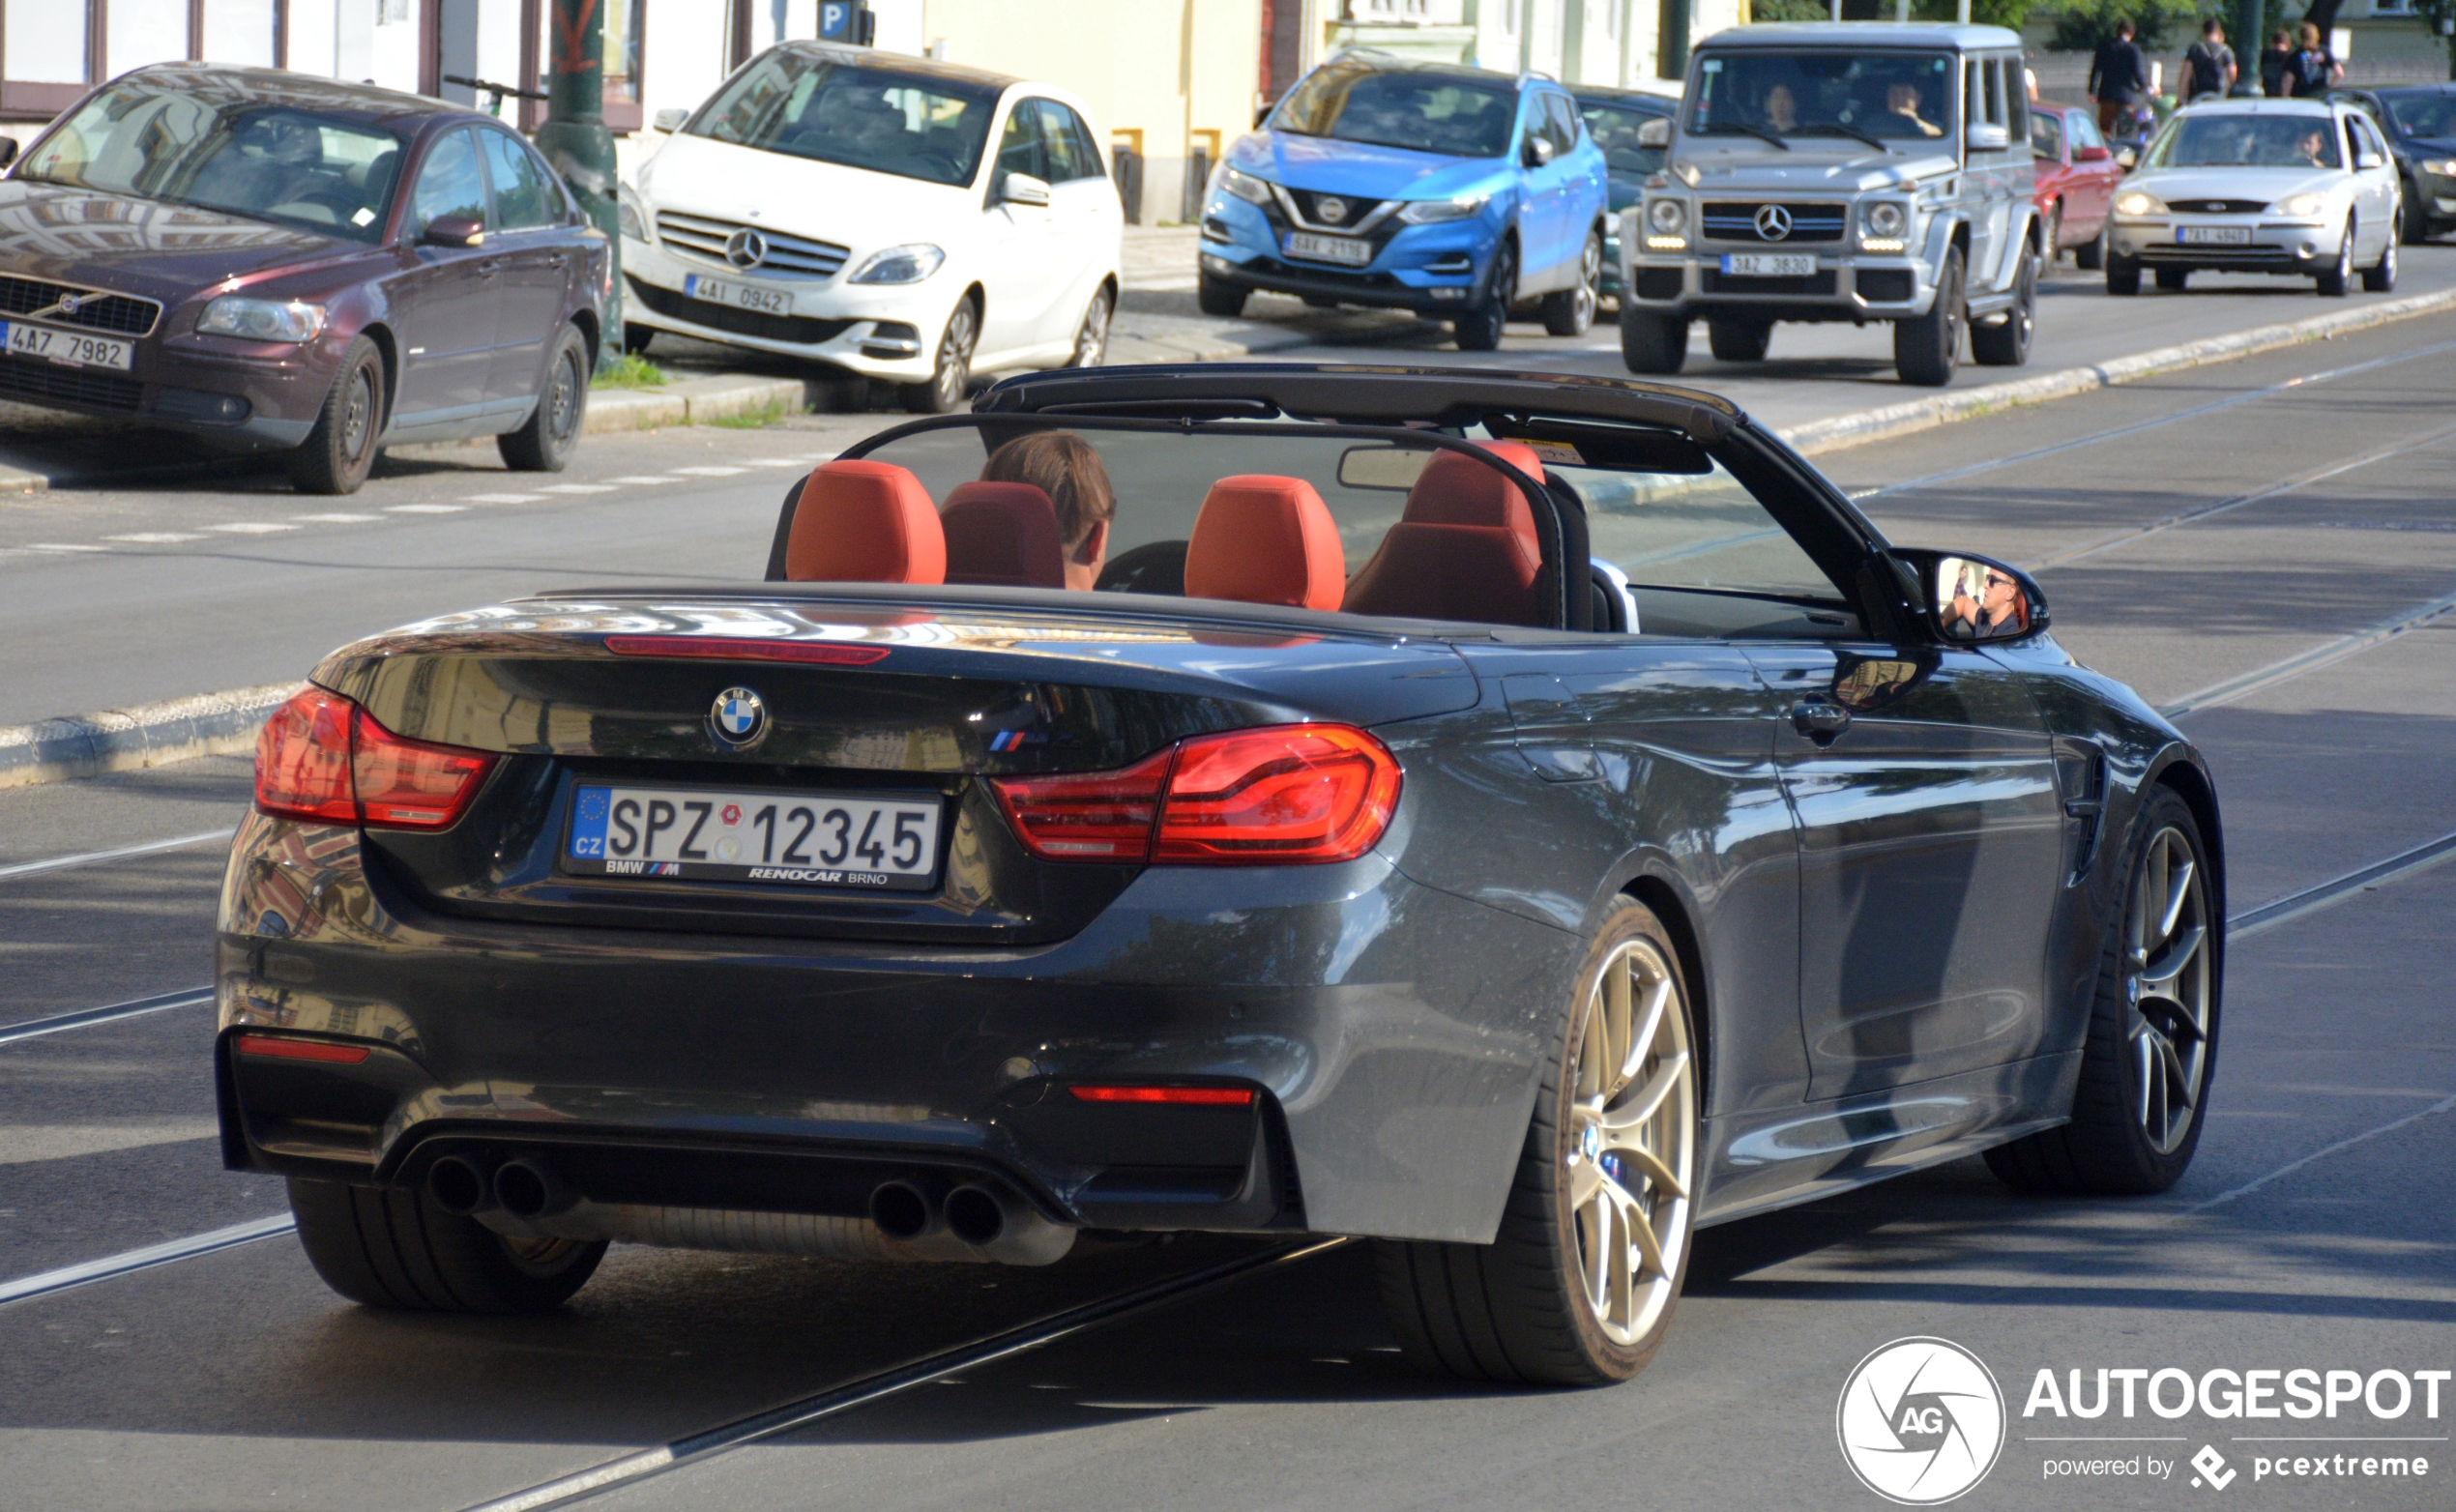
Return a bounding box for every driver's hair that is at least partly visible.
[979,430,1116,551]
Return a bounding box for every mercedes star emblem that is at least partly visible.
[1315,195,1348,224]
[1754,204,1794,242]
[724,228,769,270]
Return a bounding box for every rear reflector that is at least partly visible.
[987,722,1400,867]
[234,1033,371,1064]
[603,635,892,666]
[1068,1085,1256,1106]
[255,687,496,831]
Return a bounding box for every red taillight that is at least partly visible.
[254,687,495,830]
[1068,1085,1256,1106]
[986,722,1399,867]
[234,1033,371,1064]
[602,635,892,666]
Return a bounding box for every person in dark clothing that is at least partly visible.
[2091,19,2149,133]
[2261,29,2295,96]
[2181,18,2237,103]
[2292,22,2343,98]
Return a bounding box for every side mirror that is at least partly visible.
[653,107,688,134]
[1255,102,1274,129]
[2356,150,2384,170]
[2116,146,2138,169]
[1931,552,2047,643]
[2074,144,2111,162]
[1523,133,1557,168]
[1637,117,1673,149]
[422,214,485,248]
[998,171,1051,207]
[1964,122,2011,153]
[0,136,18,171]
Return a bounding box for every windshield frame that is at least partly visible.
[684,47,1003,189]
[1683,47,1963,150]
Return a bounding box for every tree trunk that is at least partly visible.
[2301,0,2343,42]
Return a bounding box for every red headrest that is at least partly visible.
[1402,442,1545,564]
[1184,475,1346,612]
[786,460,945,584]
[941,480,1067,589]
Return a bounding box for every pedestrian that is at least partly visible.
[2291,23,2344,98]
[2180,17,2237,104]
[2091,18,2148,135]
[2261,28,2295,97]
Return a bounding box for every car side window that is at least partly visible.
[410,129,487,238]
[1542,93,1581,155]
[2071,111,2106,151]
[2030,111,2062,160]
[2352,114,2385,163]
[995,99,1046,184]
[478,130,557,230]
[1033,100,1090,182]
[2003,59,2027,138]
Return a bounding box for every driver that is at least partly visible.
[1766,83,1799,133]
[979,431,1116,591]
[1887,82,1943,137]
[2294,128,2329,167]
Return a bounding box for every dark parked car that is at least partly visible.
[2329,83,2456,242]
[0,64,607,492]
[1570,84,1674,305]
[220,363,2222,1386]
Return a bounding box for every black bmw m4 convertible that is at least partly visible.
[219,364,2222,1386]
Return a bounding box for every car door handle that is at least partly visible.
[1791,699,1853,743]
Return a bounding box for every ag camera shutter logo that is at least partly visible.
[1838,1336,2007,1504]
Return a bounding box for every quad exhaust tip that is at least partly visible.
[868,1178,945,1241]
[425,1154,490,1215]
[491,1157,571,1220]
[944,1185,1008,1247]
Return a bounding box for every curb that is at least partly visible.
[1772,286,2456,457]
[0,683,299,791]
[583,373,817,433]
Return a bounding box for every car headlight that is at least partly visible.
[1647,198,1686,234]
[617,188,649,241]
[2420,158,2456,176]
[1219,166,1273,205]
[1863,201,1908,239]
[2113,190,2167,217]
[846,244,947,285]
[2270,192,2328,217]
[195,296,326,343]
[1397,193,1490,224]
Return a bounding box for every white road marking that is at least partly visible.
[671,465,746,477]
[26,543,108,553]
[0,1214,294,1308]
[102,533,205,544]
[0,829,234,881]
[743,457,810,468]
[204,522,298,535]
[604,475,676,484]
[0,989,214,1047]
[0,1119,222,1166]
[2185,1090,2456,1216]
[538,483,618,493]
[386,504,468,514]
[290,512,380,523]
[462,492,543,504]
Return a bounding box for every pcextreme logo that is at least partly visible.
[1838,1337,2009,1504]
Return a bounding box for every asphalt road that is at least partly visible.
[2,307,2453,1511]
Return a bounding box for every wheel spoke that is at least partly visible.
[1623,972,1670,1086]
[2158,858,2197,941]
[2133,1029,2156,1129]
[1566,1152,1602,1207]
[2140,922,2206,991]
[1600,1170,1667,1279]
[1601,1051,1689,1133]
[2157,1033,2193,1117]
[1601,956,1632,1097]
[1608,1140,1687,1202]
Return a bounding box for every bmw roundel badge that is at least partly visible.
[709,686,768,750]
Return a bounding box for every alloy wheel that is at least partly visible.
[1565,937,1694,1346]
[935,302,978,409]
[1573,235,1599,328]
[2126,825,2211,1153]
[1072,287,1112,367]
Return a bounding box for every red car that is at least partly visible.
[2031,104,2126,269]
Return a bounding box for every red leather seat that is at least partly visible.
[785,460,945,584]
[1341,441,1547,625]
[1184,475,1346,612]
[940,480,1067,589]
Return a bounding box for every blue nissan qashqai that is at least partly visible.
[1196,51,1609,351]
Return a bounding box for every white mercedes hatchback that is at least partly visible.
[2105,98,2403,297]
[619,45,1123,411]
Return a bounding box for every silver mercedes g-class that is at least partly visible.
[1620,22,2040,386]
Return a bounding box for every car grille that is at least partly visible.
[0,355,144,411]
[628,276,857,346]
[654,212,850,278]
[0,274,162,336]
[1856,269,1915,303]
[2166,198,2266,215]
[1283,188,1390,230]
[1701,269,1839,296]
[1702,202,1847,244]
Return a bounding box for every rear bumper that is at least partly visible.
[216,812,1579,1244]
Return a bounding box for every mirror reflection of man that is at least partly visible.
[1942,564,2026,639]
[1887,82,1942,137]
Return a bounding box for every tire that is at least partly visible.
[497,324,590,473]
[2075,220,2107,271]
[287,1178,606,1313]
[1707,318,1770,362]
[1541,230,1601,336]
[1983,785,2219,1196]
[1892,245,1963,387]
[286,334,385,495]
[2317,222,2353,297]
[2363,220,2398,292]
[902,296,979,414]
[2154,266,2188,291]
[1067,283,1113,367]
[1375,899,1700,1385]
[1453,241,1514,351]
[1196,271,1249,318]
[2106,251,2140,296]
[1972,244,2036,367]
[1619,305,1687,374]
[2399,190,2429,245]
[621,322,655,356]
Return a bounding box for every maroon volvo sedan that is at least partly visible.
[0,65,608,492]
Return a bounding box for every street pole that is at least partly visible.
[536,0,624,374]
[2237,0,2266,88]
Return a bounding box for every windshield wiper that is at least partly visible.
[1790,123,1889,152]
[1697,123,1793,151]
